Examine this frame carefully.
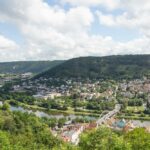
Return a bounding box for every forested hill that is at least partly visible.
[35,55,150,80]
[0,60,64,74]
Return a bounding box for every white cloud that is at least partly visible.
[60,0,120,10]
[0,0,149,62]
[96,12,116,27]
[0,35,18,50]
[97,0,150,37]
[0,0,95,60]
[0,34,21,62]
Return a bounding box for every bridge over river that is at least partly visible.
[96,104,121,126]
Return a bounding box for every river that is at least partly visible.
[1,102,150,127]
[131,120,150,128]
[10,105,97,121]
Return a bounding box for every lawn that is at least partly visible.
[117,115,150,121]
[126,106,145,112]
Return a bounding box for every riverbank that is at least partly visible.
[117,115,150,121]
[6,100,100,117]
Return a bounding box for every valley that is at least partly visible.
[0,55,150,149]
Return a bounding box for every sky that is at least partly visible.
[0,0,150,62]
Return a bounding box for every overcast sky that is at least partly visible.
[0,0,150,62]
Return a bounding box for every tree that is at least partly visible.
[79,126,131,150]
[58,118,66,128]
[121,99,128,110]
[1,103,10,111]
[49,118,57,128]
[0,108,73,149]
[125,128,150,150]
[0,131,11,150]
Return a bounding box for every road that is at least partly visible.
[96,104,121,126]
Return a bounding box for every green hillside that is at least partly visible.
[0,61,64,74]
[35,55,150,80]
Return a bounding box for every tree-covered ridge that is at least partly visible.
[0,60,64,74]
[35,55,150,80]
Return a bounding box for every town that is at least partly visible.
[0,73,150,145]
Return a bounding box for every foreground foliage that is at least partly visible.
[79,127,150,150]
[0,108,150,150]
[0,109,74,150]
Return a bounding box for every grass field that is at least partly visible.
[126,106,145,112]
[117,115,150,121]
